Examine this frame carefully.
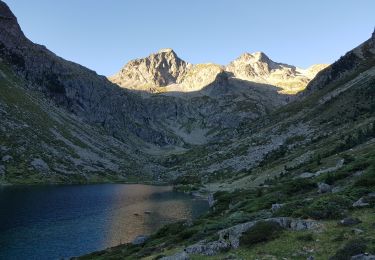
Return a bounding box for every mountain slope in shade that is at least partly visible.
[110,49,328,95]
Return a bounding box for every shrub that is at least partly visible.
[239,221,283,246]
[329,239,367,260]
[273,200,306,218]
[279,179,316,195]
[354,170,375,187]
[152,221,185,239]
[297,233,314,242]
[303,195,352,219]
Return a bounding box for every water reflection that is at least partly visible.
[0,184,208,260]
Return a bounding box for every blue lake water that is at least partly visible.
[0,184,208,260]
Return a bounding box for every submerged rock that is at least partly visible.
[131,235,149,245]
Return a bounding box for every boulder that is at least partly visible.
[298,172,316,179]
[271,203,284,212]
[318,182,331,193]
[208,193,216,208]
[0,164,5,175]
[339,217,361,226]
[1,155,12,162]
[351,228,364,234]
[353,198,370,208]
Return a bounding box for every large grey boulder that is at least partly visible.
[318,182,332,194]
[339,217,361,226]
[353,198,370,208]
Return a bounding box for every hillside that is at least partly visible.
[2,0,375,258]
[80,29,375,259]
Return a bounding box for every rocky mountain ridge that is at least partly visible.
[110,48,328,95]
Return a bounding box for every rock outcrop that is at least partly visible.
[163,218,322,258]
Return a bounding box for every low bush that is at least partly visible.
[239,221,283,246]
[329,238,367,260]
[354,170,375,187]
[297,233,315,242]
[278,179,316,195]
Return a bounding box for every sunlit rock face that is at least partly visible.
[108,48,192,92]
[226,52,328,94]
[110,49,327,95]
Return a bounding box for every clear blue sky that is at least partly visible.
[4,0,375,76]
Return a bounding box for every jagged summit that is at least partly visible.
[237,51,271,64]
[109,48,192,90]
[226,52,328,94]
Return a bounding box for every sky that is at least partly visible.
[4,0,375,76]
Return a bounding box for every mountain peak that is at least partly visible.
[252,51,270,61]
[0,1,25,40]
[158,48,175,54]
[0,1,15,20]
[236,51,271,64]
[109,48,191,89]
